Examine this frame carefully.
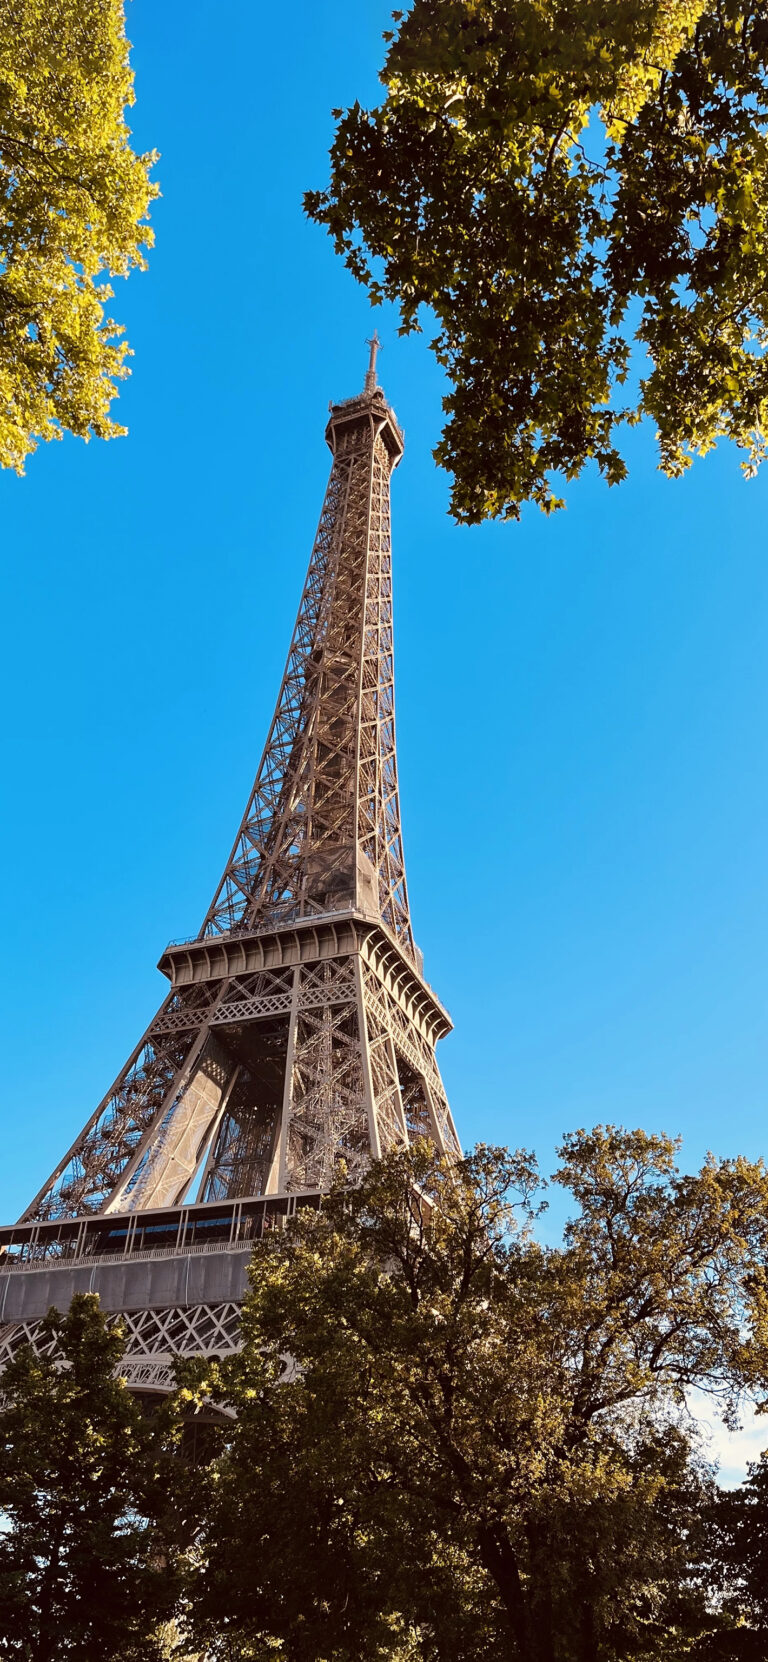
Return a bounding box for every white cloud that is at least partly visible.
[687,1389,768,1488]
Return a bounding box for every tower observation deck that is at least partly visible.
[0,347,460,1391]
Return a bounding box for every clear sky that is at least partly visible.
[1,0,766,1277]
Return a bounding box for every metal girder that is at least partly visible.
[200,387,413,954]
[0,1302,243,1395]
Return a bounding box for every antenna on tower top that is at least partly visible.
[364,330,381,393]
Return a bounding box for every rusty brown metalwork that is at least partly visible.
[0,355,459,1384]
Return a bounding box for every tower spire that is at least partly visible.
[364,329,381,394]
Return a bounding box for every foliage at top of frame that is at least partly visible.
[0,0,157,473]
[306,1,768,521]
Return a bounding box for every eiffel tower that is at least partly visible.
[0,342,460,1390]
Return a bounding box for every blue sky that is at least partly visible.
[1,0,767,1250]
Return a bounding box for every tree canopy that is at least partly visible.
[0,1294,185,1661]
[6,1138,768,1657]
[0,0,156,473]
[306,1,768,522]
[178,1132,768,1660]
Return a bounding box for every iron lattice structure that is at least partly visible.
[0,346,459,1389]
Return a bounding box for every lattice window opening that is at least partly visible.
[213,971,294,1026]
[35,1034,192,1218]
[365,965,458,1157]
[363,970,446,1106]
[432,1089,462,1157]
[367,1030,408,1153]
[115,1040,229,1198]
[157,984,219,1028]
[201,1084,282,1204]
[0,1321,61,1366]
[286,1003,368,1190]
[228,969,294,999]
[395,1056,435,1144]
[123,1310,240,1356]
[0,1303,245,1380]
[106,1035,198,1114]
[298,959,356,1000]
[212,994,293,1027]
[121,1119,175,1202]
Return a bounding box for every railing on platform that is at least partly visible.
[0,1192,322,1272]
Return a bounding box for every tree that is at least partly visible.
[306,2,768,523]
[0,1293,184,1661]
[700,1450,768,1658]
[0,0,156,474]
[178,1132,768,1661]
